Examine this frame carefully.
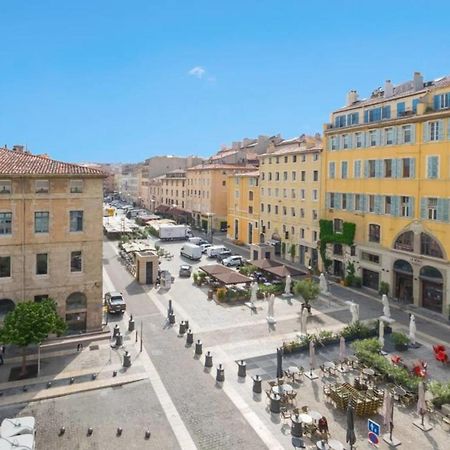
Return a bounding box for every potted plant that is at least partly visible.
[391,331,409,351]
[216,287,227,302]
[294,279,320,314]
[379,281,390,296]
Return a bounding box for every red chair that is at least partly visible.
[436,351,448,364]
[433,344,446,354]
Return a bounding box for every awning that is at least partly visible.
[199,264,252,285]
[250,258,281,270]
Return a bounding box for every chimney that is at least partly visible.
[13,145,25,152]
[232,141,240,150]
[346,90,358,106]
[384,80,394,98]
[413,72,424,91]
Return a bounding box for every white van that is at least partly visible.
[206,245,227,258]
[188,237,203,245]
[180,243,202,261]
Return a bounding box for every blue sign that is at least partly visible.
[368,419,380,436]
[368,432,379,444]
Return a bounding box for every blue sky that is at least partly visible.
[1,1,449,163]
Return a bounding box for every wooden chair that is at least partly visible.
[280,407,291,424]
[287,391,298,406]
[301,405,309,413]
[268,380,277,388]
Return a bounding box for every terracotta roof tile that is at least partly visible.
[0,148,105,176]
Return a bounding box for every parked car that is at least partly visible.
[216,249,232,262]
[222,255,244,267]
[104,291,126,314]
[200,243,212,254]
[188,236,203,245]
[179,264,192,277]
[180,243,202,260]
[206,245,227,258]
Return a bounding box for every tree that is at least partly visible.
[289,244,296,261]
[294,279,320,306]
[0,299,66,375]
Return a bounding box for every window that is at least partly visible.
[248,206,253,214]
[222,180,226,186]
[35,212,49,233]
[312,210,318,220]
[330,136,338,150]
[361,252,380,264]
[313,230,318,241]
[342,194,347,210]
[420,233,444,258]
[36,253,48,275]
[385,128,394,145]
[267,204,271,213]
[301,171,306,181]
[341,161,348,179]
[70,251,82,272]
[354,160,361,178]
[291,226,295,236]
[300,208,305,218]
[347,112,359,125]
[275,205,279,214]
[369,195,375,213]
[291,189,296,199]
[300,189,305,200]
[401,158,410,177]
[300,228,305,239]
[384,159,392,177]
[334,218,343,233]
[427,156,439,179]
[293,155,297,162]
[234,190,239,198]
[282,206,287,216]
[283,189,287,198]
[394,231,414,252]
[355,133,362,148]
[435,93,450,110]
[0,212,12,235]
[369,224,380,243]
[385,196,391,214]
[402,125,412,143]
[401,196,410,217]
[0,256,11,277]
[292,171,296,181]
[333,244,343,255]
[312,189,318,201]
[69,179,83,193]
[313,153,318,161]
[355,194,361,211]
[397,102,405,117]
[70,211,83,232]
[368,160,376,178]
[249,191,253,201]
[335,115,346,128]
[429,121,440,141]
[369,130,377,147]
[343,135,349,149]
[35,180,49,194]
[275,188,279,197]
[283,171,288,181]
[329,193,335,208]
[34,295,49,303]
[328,162,335,179]
[260,203,264,213]
[0,180,11,194]
[275,172,280,181]
[427,198,437,220]
[301,154,306,162]
[313,170,318,181]
[291,207,296,217]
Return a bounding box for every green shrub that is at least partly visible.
[294,279,320,304]
[341,321,372,340]
[352,338,382,355]
[352,276,362,288]
[281,242,286,255]
[391,331,409,346]
[379,281,389,296]
[429,381,450,408]
[239,264,257,276]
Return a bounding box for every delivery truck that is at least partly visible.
[159,224,192,241]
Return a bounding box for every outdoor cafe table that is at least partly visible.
[298,413,313,425]
[324,361,336,370]
[288,366,300,375]
[347,355,358,367]
[392,385,407,399]
[328,439,345,450]
[291,414,303,438]
[309,410,322,422]
[362,368,375,376]
[272,384,294,395]
[316,440,330,450]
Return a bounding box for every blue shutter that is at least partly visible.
[392,159,398,178]
[413,99,419,113]
[375,160,383,178]
[433,95,440,111]
[348,194,354,211]
[326,193,330,208]
[437,198,449,222]
[374,195,382,214]
[397,102,405,117]
[411,124,416,143]
[438,120,444,140]
[335,193,342,210]
[392,196,400,216]
[409,197,415,218]
[361,194,367,212]
[420,198,427,219]
[364,160,369,178]
[423,122,430,142]
[410,158,415,178]
[364,110,369,123]
[355,160,361,178]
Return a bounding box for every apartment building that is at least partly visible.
[226,171,260,245]
[322,72,450,316]
[186,163,256,232]
[259,135,322,267]
[0,146,105,332]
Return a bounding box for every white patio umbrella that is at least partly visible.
[0,434,35,450]
[0,417,35,438]
[378,320,385,348]
[309,340,317,376]
[383,391,395,442]
[301,310,308,335]
[409,314,416,346]
[417,381,426,426]
[339,336,346,370]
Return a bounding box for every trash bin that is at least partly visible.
[270,393,281,414]
[208,289,214,300]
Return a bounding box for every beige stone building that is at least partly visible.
[186,163,256,232]
[0,146,105,332]
[259,135,322,267]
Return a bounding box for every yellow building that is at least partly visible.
[0,146,105,332]
[186,163,256,232]
[226,171,260,245]
[322,72,450,316]
[259,135,322,266]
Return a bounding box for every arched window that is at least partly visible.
[394,231,414,252]
[0,299,15,319]
[420,233,444,259]
[420,266,443,281]
[393,259,413,274]
[66,292,87,311]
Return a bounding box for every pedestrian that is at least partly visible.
[318,416,329,441]
[1,345,5,355]
[0,353,3,365]
[77,343,83,352]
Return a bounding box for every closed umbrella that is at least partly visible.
[309,341,316,376]
[409,314,416,346]
[378,319,384,348]
[339,336,346,362]
[417,381,426,426]
[276,347,283,379]
[346,405,356,450]
[301,310,308,335]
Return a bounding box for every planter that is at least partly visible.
[301,303,312,314]
[395,343,409,352]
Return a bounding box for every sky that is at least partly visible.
[1,1,449,163]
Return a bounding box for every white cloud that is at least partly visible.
[188,66,206,79]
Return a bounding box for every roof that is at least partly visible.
[251,258,281,270]
[0,147,105,176]
[187,163,257,171]
[233,170,259,177]
[199,264,252,284]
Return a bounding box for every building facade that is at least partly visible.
[186,163,256,232]
[259,136,322,266]
[0,146,105,332]
[226,171,260,245]
[322,72,450,316]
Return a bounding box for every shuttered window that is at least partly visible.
[427,156,439,179]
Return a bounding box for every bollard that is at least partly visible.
[252,375,262,393]
[123,351,131,368]
[195,340,203,356]
[216,364,225,382]
[237,360,247,378]
[113,324,120,338]
[204,351,213,368]
[117,427,123,436]
[184,320,189,330]
[169,312,176,325]
[270,393,281,414]
[186,329,194,345]
[87,427,94,436]
[178,321,186,335]
[128,316,135,332]
[112,370,117,377]
[115,333,123,347]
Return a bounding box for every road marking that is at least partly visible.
[103,267,197,450]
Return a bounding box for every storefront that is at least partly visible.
[420,266,443,313]
[362,268,380,290]
[393,259,414,304]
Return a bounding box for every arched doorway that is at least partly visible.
[271,233,281,256]
[0,299,15,321]
[65,292,87,333]
[393,259,413,304]
[420,266,443,313]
